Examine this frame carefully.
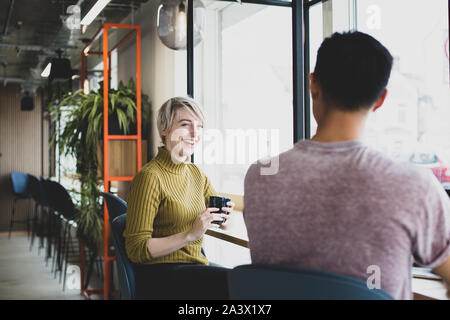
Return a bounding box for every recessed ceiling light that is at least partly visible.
[80,0,112,26]
[41,62,51,78]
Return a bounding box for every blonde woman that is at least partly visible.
[124,97,234,299]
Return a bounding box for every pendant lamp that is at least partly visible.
[157,0,205,50]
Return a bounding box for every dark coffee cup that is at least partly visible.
[209,196,231,224]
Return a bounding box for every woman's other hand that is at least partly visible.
[188,207,226,241]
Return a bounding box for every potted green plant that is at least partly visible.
[50,78,150,252]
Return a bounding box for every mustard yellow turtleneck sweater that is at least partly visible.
[123,146,216,265]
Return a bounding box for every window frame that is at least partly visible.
[186,0,305,146]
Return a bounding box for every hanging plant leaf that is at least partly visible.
[116,108,128,134]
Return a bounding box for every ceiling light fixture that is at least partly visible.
[49,57,72,82]
[157,0,205,51]
[41,62,51,77]
[80,0,112,26]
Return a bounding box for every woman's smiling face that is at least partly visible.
[162,107,204,160]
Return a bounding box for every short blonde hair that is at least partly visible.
[157,96,205,145]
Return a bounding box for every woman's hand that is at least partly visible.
[221,201,235,224]
[188,207,226,242]
[147,207,224,258]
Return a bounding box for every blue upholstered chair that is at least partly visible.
[9,172,31,238]
[102,192,219,299]
[102,192,127,222]
[228,264,393,300]
[111,214,136,300]
[102,192,135,299]
[109,213,228,300]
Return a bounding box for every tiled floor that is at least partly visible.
[0,232,103,300]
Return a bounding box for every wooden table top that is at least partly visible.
[412,277,449,300]
[206,211,249,248]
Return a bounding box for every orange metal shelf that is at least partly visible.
[107,135,139,140]
[80,23,142,300]
[108,176,134,181]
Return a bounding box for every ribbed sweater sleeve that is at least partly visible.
[204,175,217,206]
[124,170,161,263]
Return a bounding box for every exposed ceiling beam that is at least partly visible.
[3,0,15,36]
[0,76,45,85]
[0,43,77,52]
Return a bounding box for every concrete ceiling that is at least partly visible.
[0,0,149,93]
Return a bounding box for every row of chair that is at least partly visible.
[9,171,102,292]
[103,192,393,300]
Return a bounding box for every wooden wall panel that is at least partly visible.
[0,84,49,232]
[97,140,147,178]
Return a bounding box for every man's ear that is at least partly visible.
[309,73,319,100]
[372,89,388,112]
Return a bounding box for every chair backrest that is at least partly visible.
[228,264,393,300]
[38,177,48,206]
[40,179,53,208]
[43,180,76,220]
[27,175,45,204]
[111,214,136,300]
[102,192,127,222]
[10,172,29,195]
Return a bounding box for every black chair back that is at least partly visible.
[228,264,393,300]
[102,192,127,222]
[43,180,76,220]
[27,175,45,205]
[38,177,48,206]
[111,214,136,300]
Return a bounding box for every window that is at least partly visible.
[308,0,450,184]
[193,0,293,196]
[176,0,294,267]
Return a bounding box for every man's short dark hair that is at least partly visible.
[313,31,393,111]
